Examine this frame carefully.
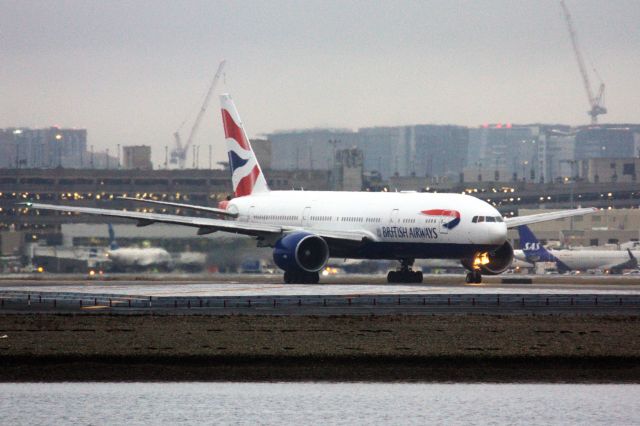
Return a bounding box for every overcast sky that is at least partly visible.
[2,0,639,166]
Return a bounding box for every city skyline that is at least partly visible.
[2,0,640,166]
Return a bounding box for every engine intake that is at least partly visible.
[273,232,330,273]
[462,241,514,276]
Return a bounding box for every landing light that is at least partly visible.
[473,252,490,268]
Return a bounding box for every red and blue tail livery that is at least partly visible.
[220,94,269,197]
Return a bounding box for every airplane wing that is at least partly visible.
[20,202,371,243]
[118,196,238,218]
[504,207,597,228]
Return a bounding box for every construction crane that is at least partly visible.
[560,0,606,125]
[171,60,226,168]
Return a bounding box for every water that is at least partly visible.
[0,383,638,425]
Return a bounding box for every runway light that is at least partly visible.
[89,270,96,276]
[37,266,44,273]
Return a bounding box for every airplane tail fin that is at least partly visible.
[517,225,553,262]
[220,94,269,198]
[627,249,638,269]
[107,224,118,250]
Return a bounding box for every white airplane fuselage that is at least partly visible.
[228,190,507,260]
[514,249,638,271]
[107,247,171,268]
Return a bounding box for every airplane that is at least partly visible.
[21,93,597,284]
[514,225,638,274]
[106,224,172,271]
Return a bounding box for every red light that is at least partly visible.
[482,123,489,128]
[506,123,512,128]
[495,123,502,129]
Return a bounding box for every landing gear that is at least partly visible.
[387,258,423,283]
[465,270,482,284]
[283,270,320,284]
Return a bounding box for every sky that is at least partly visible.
[2,0,640,167]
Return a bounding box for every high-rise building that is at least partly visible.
[466,125,539,183]
[122,145,152,170]
[268,129,358,171]
[267,124,468,180]
[0,127,87,168]
[574,125,640,160]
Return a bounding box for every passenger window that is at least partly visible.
[478,216,485,223]
[472,216,478,223]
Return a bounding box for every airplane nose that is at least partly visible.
[488,223,507,245]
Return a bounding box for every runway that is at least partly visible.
[1,274,639,314]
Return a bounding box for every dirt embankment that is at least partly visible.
[1,313,638,382]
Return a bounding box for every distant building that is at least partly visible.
[578,158,640,183]
[267,129,358,171]
[0,127,87,168]
[123,145,152,170]
[465,125,540,183]
[537,128,575,183]
[574,125,640,160]
[267,125,468,180]
[251,139,272,170]
[333,148,363,191]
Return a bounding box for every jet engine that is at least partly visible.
[273,232,330,281]
[462,241,514,276]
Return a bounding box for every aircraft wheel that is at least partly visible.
[415,271,423,283]
[465,272,474,283]
[387,271,397,283]
[300,272,318,284]
[474,271,482,283]
[284,271,292,284]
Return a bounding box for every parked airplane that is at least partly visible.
[21,94,596,284]
[106,224,172,271]
[514,225,638,273]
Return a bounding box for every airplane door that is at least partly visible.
[390,209,399,224]
[302,206,311,227]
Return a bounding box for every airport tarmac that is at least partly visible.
[0,274,639,315]
[1,273,640,297]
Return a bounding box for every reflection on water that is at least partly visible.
[0,382,638,425]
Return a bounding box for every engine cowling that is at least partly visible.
[461,241,514,276]
[273,232,330,273]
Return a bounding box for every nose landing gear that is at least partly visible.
[387,258,423,283]
[465,269,482,283]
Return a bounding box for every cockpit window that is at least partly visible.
[473,215,503,223]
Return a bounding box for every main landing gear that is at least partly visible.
[465,269,482,284]
[284,270,320,284]
[387,258,423,283]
